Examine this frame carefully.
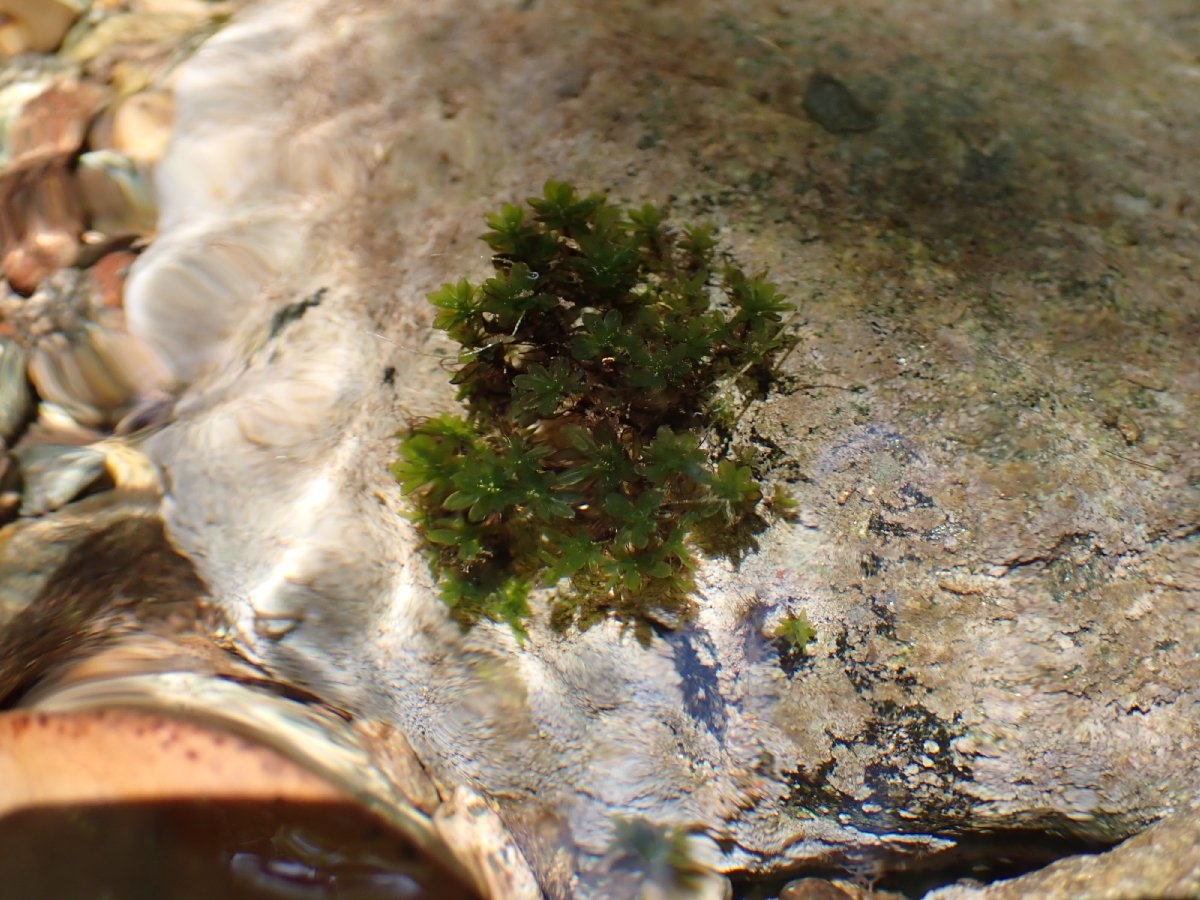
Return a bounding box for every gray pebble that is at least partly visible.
[15,444,111,516]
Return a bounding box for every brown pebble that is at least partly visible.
[88,249,139,309]
[779,878,856,900]
[3,235,77,296]
[111,90,175,164]
[0,492,19,525]
[0,1,81,56]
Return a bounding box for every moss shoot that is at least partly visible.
[392,182,795,639]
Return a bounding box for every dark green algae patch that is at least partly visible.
[392,182,797,640]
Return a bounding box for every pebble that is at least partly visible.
[14,442,110,516]
[780,879,855,899]
[111,89,175,163]
[0,451,20,525]
[0,0,82,57]
[0,339,32,445]
[77,149,159,238]
[0,75,105,293]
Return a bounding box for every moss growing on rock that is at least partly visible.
[775,612,817,653]
[392,182,795,638]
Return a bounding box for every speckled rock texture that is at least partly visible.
[927,800,1200,900]
[124,0,1199,896]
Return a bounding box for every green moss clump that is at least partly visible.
[774,611,818,675]
[392,181,795,639]
[775,612,817,652]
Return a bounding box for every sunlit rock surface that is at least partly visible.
[927,800,1200,900]
[125,0,1199,896]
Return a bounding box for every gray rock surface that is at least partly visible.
[927,801,1200,900]
[124,0,1200,895]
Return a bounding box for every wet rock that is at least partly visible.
[0,480,507,899]
[927,803,1200,899]
[14,443,110,515]
[0,339,32,444]
[76,149,159,239]
[4,268,173,430]
[110,89,175,163]
[26,327,160,428]
[85,248,139,311]
[0,75,104,293]
[0,0,82,57]
[0,707,349,809]
[63,7,232,92]
[780,878,900,900]
[0,451,20,525]
[0,492,197,697]
[0,709,483,900]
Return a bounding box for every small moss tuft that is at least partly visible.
[775,611,817,651]
[393,181,796,638]
[774,611,818,675]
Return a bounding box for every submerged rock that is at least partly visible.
[0,491,532,899]
[14,442,109,515]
